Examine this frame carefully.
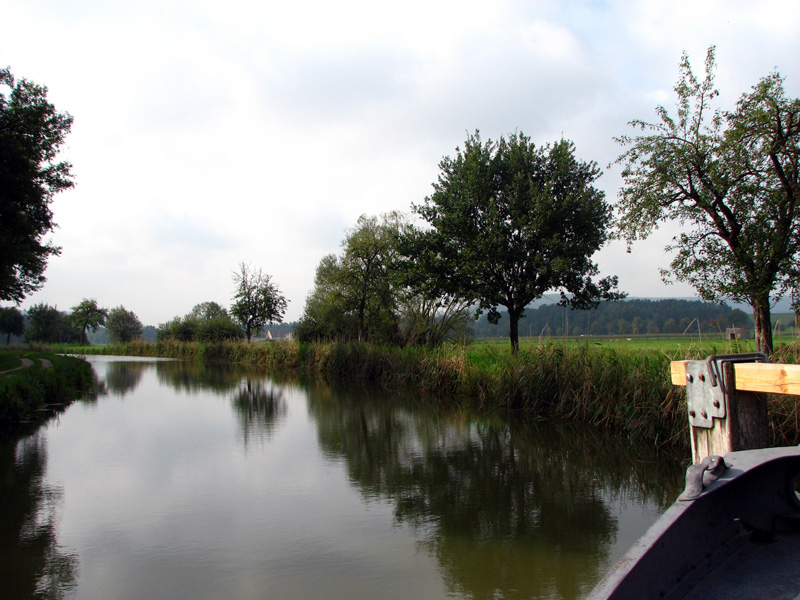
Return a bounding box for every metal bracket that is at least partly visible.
[678,454,726,501]
[685,353,769,429]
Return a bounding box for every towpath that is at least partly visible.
[0,357,53,375]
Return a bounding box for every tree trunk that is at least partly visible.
[508,308,520,354]
[751,297,773,355]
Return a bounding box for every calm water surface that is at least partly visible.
[1,356,685,600]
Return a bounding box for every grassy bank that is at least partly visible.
[0,350,95,423]
[51,337,800,448]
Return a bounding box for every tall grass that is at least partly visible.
[50,337,800,448]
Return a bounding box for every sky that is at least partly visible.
[3,0,800,326]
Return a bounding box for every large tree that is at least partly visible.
[297,212,424,344]
[70,298,108,343]
[230,263,288,342]
[295,254,359,342]
[105,306,143,343]
[296,212,408,345]
[0,68,74,303]
[614,48,800,354]
[338,213,403,342]
[412,131,622,352]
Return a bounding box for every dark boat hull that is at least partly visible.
[588,447,800,600]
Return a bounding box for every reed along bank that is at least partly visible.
[64,338,800,449]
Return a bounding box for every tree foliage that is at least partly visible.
[157,301,242,342]
[189,301,228,321]
[296,212,472,346]
[25,303,81,343]
[395,226,475,346]
[297,214,403,344]
[411,131,622,352]
[70,298,108,343]
[615,47,800,354]
[0,68,74,303]
[0,306,25,344]
[295,253,360,343]
[105,306,143,343]
[230,263,288,342]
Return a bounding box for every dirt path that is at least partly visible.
[0,357,52,375]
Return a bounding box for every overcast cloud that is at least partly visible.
[4,0,800,325]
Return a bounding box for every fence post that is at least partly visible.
[673,355,771,464]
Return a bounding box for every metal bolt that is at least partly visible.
[701,411,708,419]
[713,400,720,409]
[699,374,706,382]
[687,374,694,383]
[689,410,696,418]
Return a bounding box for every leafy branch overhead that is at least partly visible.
[0,67,74,303]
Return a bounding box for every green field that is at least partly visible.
[472,332,800,357]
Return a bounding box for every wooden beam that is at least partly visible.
[670,358,798,463]
[671,360,800,396]
[734,363,800,396]
[670,360,689,386]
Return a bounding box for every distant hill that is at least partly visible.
[470,297,758,338]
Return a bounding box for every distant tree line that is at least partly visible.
[0,262,291,346]
[470,298,752,338]
[0,300,143,344]
[156,263,288,343]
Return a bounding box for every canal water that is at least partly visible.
[1,356,685,600]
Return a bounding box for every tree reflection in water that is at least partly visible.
[89,359,292,446]
[231,379,287,446]
[0,432,78,600]
[103,361,147,396]
[305,383,684,600]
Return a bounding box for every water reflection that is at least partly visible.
[232,379,287,445]
[155,360,244,393]
[0,432,78,599]
[306,383,684,599]
[3,358,688,600]
[104,361,146,396]
[93,358,290,445]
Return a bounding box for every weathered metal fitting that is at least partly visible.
[678,455,726,501]
[685,361,726,428]
[685,353,770,429]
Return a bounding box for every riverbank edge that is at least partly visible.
[44,339,800,448]
[0,350,96,424]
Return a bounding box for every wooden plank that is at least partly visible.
[734,363,800,396]
[670,361,800,396]
[670,360,689,386]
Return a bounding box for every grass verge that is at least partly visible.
[0,349,95,424]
